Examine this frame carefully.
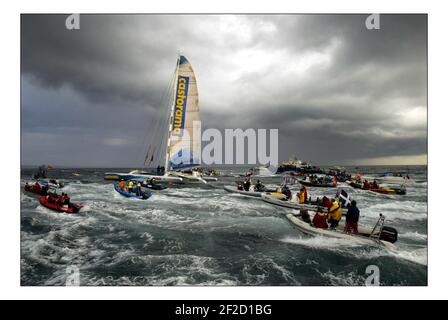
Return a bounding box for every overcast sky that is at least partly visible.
[21,14,427,167]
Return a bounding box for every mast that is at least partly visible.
[164,55,180,174]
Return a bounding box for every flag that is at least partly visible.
[338,189,351,207]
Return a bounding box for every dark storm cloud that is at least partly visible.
[21,14,427,166]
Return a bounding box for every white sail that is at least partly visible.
[103,55,206,183]
[165,55,201,171]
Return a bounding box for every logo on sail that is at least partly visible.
[172,76,189,136]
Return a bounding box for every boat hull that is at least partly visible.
[104,172,182,182]
[286,213,396,251]
[349,181,406,195]
[114,182,151,200]
[39,196,83,214]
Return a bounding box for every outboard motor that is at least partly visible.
[379,226,398,243]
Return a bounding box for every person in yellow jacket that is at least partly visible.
[328,199,342,230]
[298,189,306,204]
[127,180,134,193]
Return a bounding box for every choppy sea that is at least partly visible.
[20,166,427,286]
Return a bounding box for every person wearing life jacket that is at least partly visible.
[328,199,342,230]
[312,207,328,229]
[299,186,308,203]
[372,180,379,189]
[33,182,41,194]
[298,188,306,204]
[24,182,31,192]
[118,179,126,191]
[127,180,134,193]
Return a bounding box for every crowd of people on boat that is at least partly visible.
[237,178,294,198]
[307,174,336,185]
[24,181,49,195]
[118,179,143,196]
[299,199,360,234]
[363,179,380,190]
[25,181,74,205]
[45,192,71,206]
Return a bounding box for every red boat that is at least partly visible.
[39,195,83,214]
[23,183,48,198]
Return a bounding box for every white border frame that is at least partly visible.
[2,0,444,300]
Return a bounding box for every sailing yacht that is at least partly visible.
[104,55,217,184]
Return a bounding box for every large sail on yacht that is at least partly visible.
[104,55,217,183]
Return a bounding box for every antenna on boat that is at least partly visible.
[370,213,386,241]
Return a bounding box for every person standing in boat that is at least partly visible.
[298,187,306,204]
[303,186,308,203]
[136,181,142,196]
[127,180,134,193]
[345,200,360,234]
[118,179,126,191]
[328,199,342,230]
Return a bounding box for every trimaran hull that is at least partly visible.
[104,172,182,182]
[104,171,217,184]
